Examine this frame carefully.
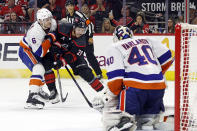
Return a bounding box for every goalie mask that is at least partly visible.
[113,26,133,42]
[37,8,53,30]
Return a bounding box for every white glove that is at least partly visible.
[92,88,117,112]
[92,95,105,112]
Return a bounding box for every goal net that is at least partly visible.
[175,23,197,131]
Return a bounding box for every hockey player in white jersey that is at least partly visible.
[18,8,57,109]
[92,26,174,131]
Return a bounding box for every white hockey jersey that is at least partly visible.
[19,21,52,58]
[106,37,173,95]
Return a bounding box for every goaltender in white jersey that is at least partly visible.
[107,32,172,95]
[93,26,174,131]
[19,8,57,109]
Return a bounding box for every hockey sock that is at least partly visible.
[89,78,104,92]
[44,70,57,92]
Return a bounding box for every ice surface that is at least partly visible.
[0,78,175,131]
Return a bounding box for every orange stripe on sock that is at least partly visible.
[29,79,42,86]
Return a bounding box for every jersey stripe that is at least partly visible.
[19,39,31,50]
[124,71,164,81]
[123,80,166,90]
[107,69,125,79]
[23,48,38,65]
[158,50,172,65]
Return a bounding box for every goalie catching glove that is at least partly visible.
[92,88,118,112]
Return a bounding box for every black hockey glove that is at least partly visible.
[50,41,63,55]
[53,57,67,70]
[45,33,56,44]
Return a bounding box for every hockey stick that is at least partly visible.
[64,65,93,108]
[57,69,68,102]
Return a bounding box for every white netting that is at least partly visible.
[179,23,197,131]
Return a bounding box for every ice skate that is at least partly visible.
[24,91,45,109]
[38,87,50,102]
[49,90,60,104]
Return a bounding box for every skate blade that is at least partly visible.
[24,103,44,109]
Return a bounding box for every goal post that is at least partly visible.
[175,23,197,131]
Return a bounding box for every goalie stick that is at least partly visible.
[64,65,93,108]
[57,69,68,102]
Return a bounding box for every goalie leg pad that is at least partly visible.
[92,88,118,112]
[154,121,174,130]
[136,114,160,130]
[103,110,136,131]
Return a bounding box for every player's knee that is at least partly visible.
[103,110,123,130]
[32,63,45,77]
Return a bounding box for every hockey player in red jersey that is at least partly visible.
[42,16,104,99]
[92,26,174,131]
[18,8,58,109]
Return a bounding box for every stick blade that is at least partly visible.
[61,93,68,102]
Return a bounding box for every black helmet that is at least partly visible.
[65,0,75,6]
[73,17,86,28]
